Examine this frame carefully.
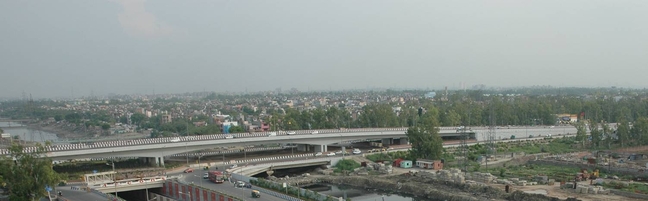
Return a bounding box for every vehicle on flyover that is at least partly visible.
[208,171,225,184]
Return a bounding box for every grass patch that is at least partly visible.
[603,181,648,194]
[482,164,581,182]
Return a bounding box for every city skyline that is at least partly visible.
[2,0,648,98]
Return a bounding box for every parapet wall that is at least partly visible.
[161,180,243,201]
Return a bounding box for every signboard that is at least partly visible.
[1,134,10,138]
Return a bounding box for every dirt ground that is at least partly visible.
[613,146,648,153]
[498,182,644,201]
[350,155,645,201]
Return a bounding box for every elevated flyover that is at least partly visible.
[230,157,338,176]
[0,126,575,163]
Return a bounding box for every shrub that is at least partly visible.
[335,159,361,171]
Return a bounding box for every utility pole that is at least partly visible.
[486,101,496,171]
[461,108,471,175]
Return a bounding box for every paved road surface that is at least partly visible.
[55,186,111,201]
[180,169,286,201]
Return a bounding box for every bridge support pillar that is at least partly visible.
[297,144,310,152]
[400,137,409,145]
[381,138,393,145]
[314,145,327,153]
[156,157,165,167]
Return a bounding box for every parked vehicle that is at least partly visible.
[326,152,336,157]
[225,135,234,139]
[311,130,319,134]
[352,149,362,155]
[267,132,277,137]
[287,131,296,135]
[230,164,238,169]
[315,152,323,157]
[170,138,181,142]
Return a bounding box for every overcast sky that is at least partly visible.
[1,0,648,98]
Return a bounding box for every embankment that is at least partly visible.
[317,175,580,201]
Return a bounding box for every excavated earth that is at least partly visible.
[313,175,581,201]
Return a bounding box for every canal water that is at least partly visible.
[0,122,60,143]
[303,184,434,201]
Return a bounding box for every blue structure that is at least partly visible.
[425,92,436,98]
[223,125,231,134]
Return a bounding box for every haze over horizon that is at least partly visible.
[2,0,647,99]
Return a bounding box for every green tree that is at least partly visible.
[589,122,602,148]
[53,115,62,122]
[228,126,245,133]
[406,123,443,160]
[617,118,631,147]
[101,123,111,130]
[601,123,613,149]
[130,113,147,126]
[575,122,587,147]
[631,117,648,145]
[442,110,462,127]
[0,143,60,201]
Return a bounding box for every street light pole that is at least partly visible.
[185,142,189,167]
[107,159,117,200]
[339,134,344,158]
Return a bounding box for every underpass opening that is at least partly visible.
[251,165,326,178]
[107,187,162,201]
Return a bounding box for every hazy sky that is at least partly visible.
[2,0,648,98]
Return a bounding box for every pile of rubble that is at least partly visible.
[466,172,497,183]
[560,183,610,195]
[364,162,393,174]
[409,168,466,184]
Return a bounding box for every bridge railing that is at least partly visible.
[2,126,578,155]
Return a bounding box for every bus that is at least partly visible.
[208,171,225,184]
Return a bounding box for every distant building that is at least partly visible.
[556,114,578,124]
[160,114,172,124]
[425,92,436,99]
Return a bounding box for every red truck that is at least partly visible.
[208,171,225,184]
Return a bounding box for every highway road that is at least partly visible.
[178,170,287,201]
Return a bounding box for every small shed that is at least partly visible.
[393,159,404,167]
[400,160,413,169]
[416,159,444,170]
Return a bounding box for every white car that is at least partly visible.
[170,138,180,143]
[326,152,336,157]
[230,164,238,169]
[203,173,209,179]
[352,149,362,155]
[311,130,319,134]
[225,135,234,139]
[287,131,296,135]
[315,152,323,157]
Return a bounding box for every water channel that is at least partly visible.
[303,183,433,201]
[0,122,60,143]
